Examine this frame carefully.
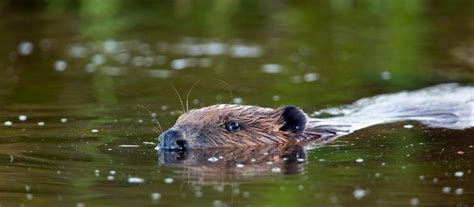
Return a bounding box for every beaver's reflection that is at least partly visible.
[159,144,307,177]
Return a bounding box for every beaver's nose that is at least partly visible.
[159,128,188,150]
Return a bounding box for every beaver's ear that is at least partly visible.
[276,106,307,135]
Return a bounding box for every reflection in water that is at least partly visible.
[159,144,306,179]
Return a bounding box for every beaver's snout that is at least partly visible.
[159,128,189,150]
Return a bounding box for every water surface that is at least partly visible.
[0,1,474,206]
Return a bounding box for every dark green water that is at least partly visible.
[0,1,474,206]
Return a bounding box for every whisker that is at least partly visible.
[137,104,163,133]
[185,80,201,112]
[169,83,186,113]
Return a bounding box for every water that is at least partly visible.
[0,1,474,206]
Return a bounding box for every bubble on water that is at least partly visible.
[4,121,13,126]
[151,192,161,201]
[272,95,280,101]
[76,202,85,207]
[261,64,284,74]
[128,177,145,184]
[232,97,243,104]
[18,115,27,121]
[271,167,281,173]
[118,145,140,148]
[26,193,33,200]
[297,158,305,162]
[356,158,364,163]
[107,176,114,181]
[37,122,45,126]
[103,39,119,53]
[18,41,33,56]
[171,58,196,70]
[213,200,226,207]
[208,157,219,162]
[91,129,99,133]
[442,186,451,193]
[54,60,67,72]
[374,173,381,177]
[205,42,226,55]
[94,169,100,176]
[455,188,464,195]
[69,45,87,58]
[381,71,392,80]
[404,124,414,129]
[109,170,116,175]
[92,54,106,65]
[410,198,419,206]
[304,73,319,82]
[353,189,367,200]
[60,118,68,123]
[250,158,256,162]
[229,44,262,58]
[236,163,245,168]
[266,161,273,165]
[164,177,174,184]
[25,185,31,192]
[454,171,464,177]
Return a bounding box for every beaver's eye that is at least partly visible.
[225,121,241,133]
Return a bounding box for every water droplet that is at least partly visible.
[232,97,243,104]
[442,186,451,193]
[18,115,27,121]
[151,192,161,201]
[353,189,367,200]
[454,171,464,177]
[236,163,245,168]
[54,60,67,72]
[164,177,174,184]
[37,122,45,126]
[92,54,106,65]
[410,198,419,206]
[91,129,99,133]
[304,73,319,82]
[4,121,12,126]
[356,158,364,163]
[18,41,33,56]
[208,157,219,162]
[381,71,391,80]
[403,124,413,129]
[271,167,281,173]
[128,177,145,184]
[261,64,283,74]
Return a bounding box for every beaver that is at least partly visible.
[158,83,474,150]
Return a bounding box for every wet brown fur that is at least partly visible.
[167,104,324,149]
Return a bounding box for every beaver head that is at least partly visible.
[159,104,308,150]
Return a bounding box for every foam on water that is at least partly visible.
[310,84,474,137]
